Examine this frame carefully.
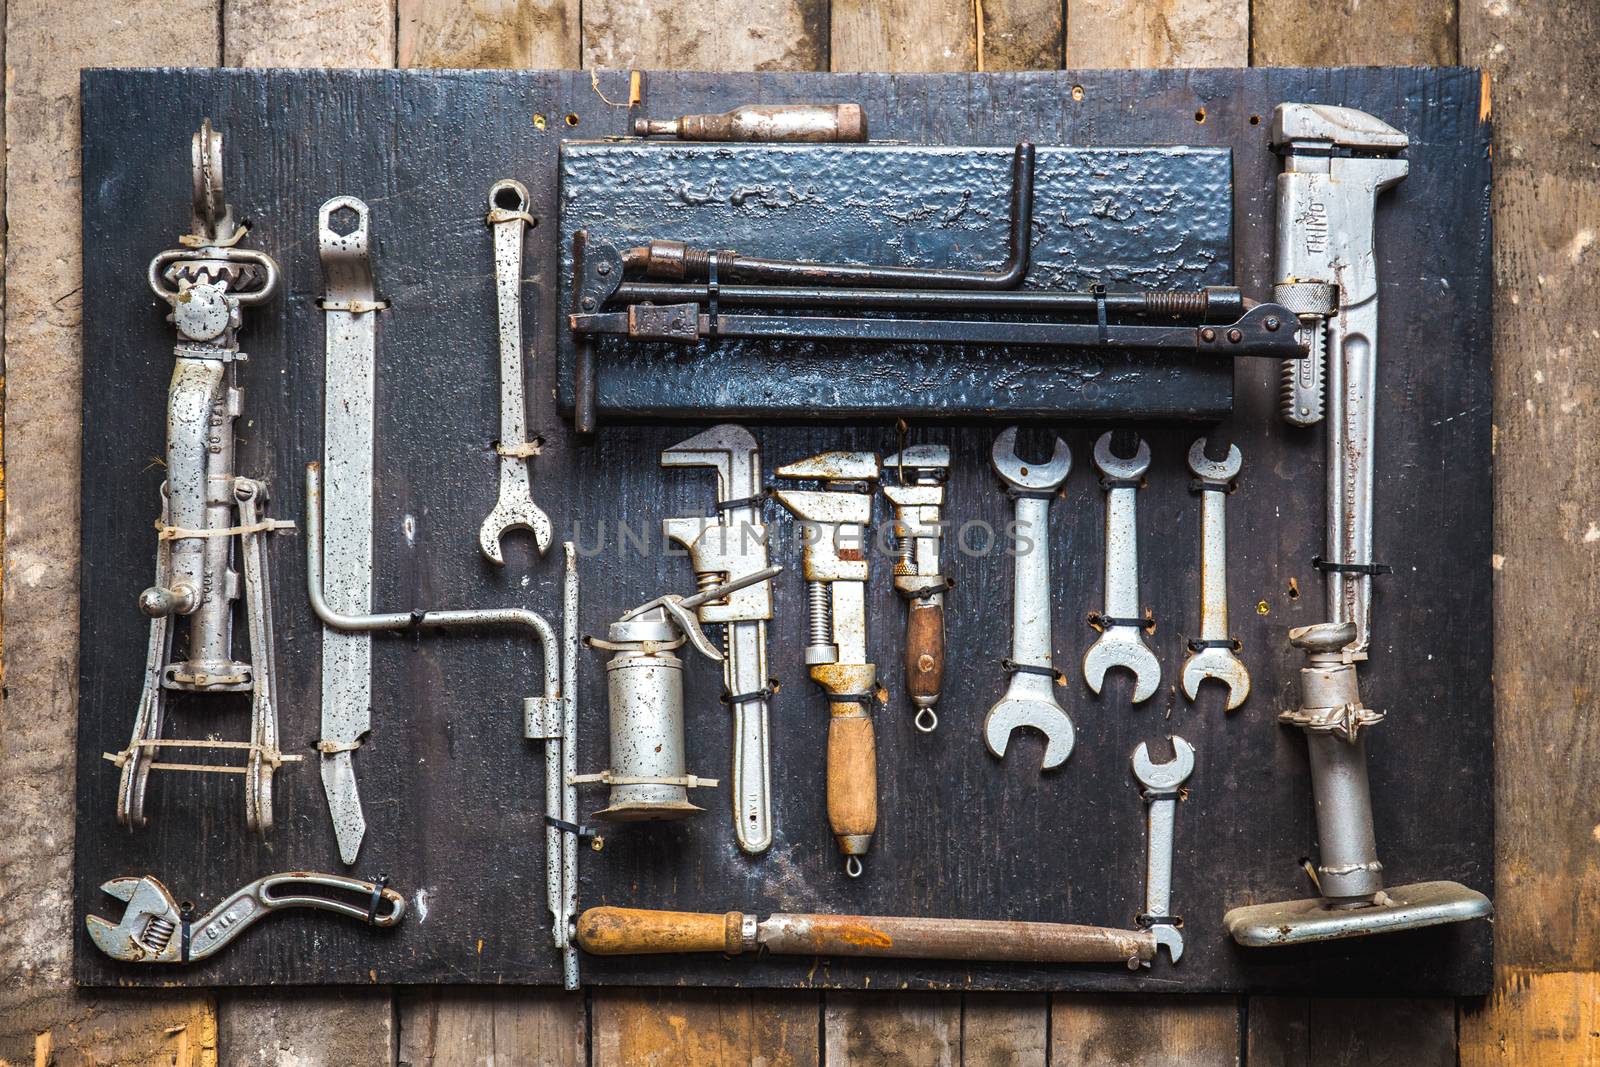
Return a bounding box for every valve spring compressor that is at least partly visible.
[108,121,299,834]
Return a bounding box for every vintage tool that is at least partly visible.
[623,143,1031,290]
[1084,433,1160,704]
[882,444,951,733]
[577,907,1155,967]
[1180,438,1250,710]
[315,196,388,865]
[774,452,881,877]
[661,425,778,853]
[110,121,298,834]
[480,179,552,564]
[1224,104,1491,947]
[87,872,404,964]
[1273,104,1409,429]
[984,428,1075,769]
[633,103,868,143]
[1132,737,1195,965]
[575,566,780,823]
[306,468,584,987]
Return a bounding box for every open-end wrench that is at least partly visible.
[479,179,552,564]
[882,445,950,734]
[984,428,1074,770]
[1131,736,1195,964]
[1084,433,1160,703]
[661,424,776,854]
[87,872,405,963]
[1181,438,1249,710]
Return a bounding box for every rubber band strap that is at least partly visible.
[1002,658,1062,681]
[1099,477,1142,491]
[1190,478,1233,493]
[1313,555,1392,576]
[713,492,766,515]
[899,579,952,602]
[485,207,538,228]
[1186,637,1240,652]
[316,738,363,754]
[706,252,720,339]
[1089,612,1155,632]
[366,874,388,925]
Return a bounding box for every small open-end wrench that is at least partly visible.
[1084,433,1160,704]
[479,179,552,564]
[1131,736,1195,964]
[882,445,950,734]
[1180,438,1250,710]
[86,872,405,963]
[984,428,1075,770]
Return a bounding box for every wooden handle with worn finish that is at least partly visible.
[826,705,877,856]
[576,907,751,955]
[904,600,944,704]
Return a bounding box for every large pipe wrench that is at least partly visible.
[882,445,950,733]
[775,452,880,878]
[1225,104,1490,945]
[661,425,777,854]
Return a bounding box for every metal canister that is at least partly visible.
[593,612,704,821]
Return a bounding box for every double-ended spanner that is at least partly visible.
[479,179,552,565]
[1132,737,1195,965]
[1180,438,1250,710]
[1084,433,1160,704]
[984,428,1075,770]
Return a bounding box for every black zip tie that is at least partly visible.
[1006,487,1057,500]
[1140,788,1182,802]
[722,679,778,706]
[1088,612,1155,633]
[713,492,766,514]
[1002,658,1063,682]
[1137,913,1183,928]
[830,692,876,706]
[1313,555,1392,576]
[408,610,427,629]
[179,900,194,963]
[1187,637,1241,652]
[546,815,598,839]
[899,578,953,601]
[706,251,721,339]
[1093,282,1109,343]
[1099,476,1143,491]
[1189,478,1234,494]
[366,874,388,925]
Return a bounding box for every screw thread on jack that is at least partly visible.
[806,581,832,647]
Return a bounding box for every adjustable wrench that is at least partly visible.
[1180,438,1249,710]
[882,445,950,734]
[1084,433,1160,703]
[1131,737,1194,964]
[87,872,405,963]
[479,179,552,564]
[984,428,1074,770]
[661,425,777,854]
[774,452,880,877]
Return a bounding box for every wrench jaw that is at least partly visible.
[1082,634,1162,705]
[983,693,1075,770]
[1149,925,1185,965]
[1180,650,1251,711]
[479,496,555,565]
[990,427,1072,490]
[86,877,184,964]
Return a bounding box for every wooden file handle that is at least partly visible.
[827,702,877,859]
[904,599,944,705]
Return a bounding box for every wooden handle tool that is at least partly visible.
[576,907,1155,967]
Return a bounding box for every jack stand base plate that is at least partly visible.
[1223,880,1492,947]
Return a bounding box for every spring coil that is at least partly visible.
[1142,291,1210,317]
[806,580,832,647]
[142,914,177,953]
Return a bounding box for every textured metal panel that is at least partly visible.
[557,142,1234,419]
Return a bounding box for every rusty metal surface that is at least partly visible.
[76,67,1492,996]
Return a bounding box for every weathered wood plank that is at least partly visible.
[399,0,579,69]
[1461,0,1600,971]
[1247,997,1456,1067]
[219,991,396,1067]
[962,994,1047,1066]
[977,0,1062,70]
[224,0,396,67]
[1460,970,1600,1066]
[830,0,976,71]
[396,989,585,1067]
[1065,0,1246,67]
[584,0,827,71]
[1050,996,1238,1067]
[1250,0,1455,65]
[0,0,219,1058]
[824,992,960,1066]
[592,988,819,1066]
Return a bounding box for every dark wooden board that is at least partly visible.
[75,67,1492,995]
[556,141,1236,419]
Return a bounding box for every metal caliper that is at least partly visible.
[661,425,778,854]
[1224,103,1491,945]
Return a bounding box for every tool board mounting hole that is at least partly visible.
[533,113,547,129]
[1071,85,1085,101]
[1194,108,1207,124]
[1249,114,1262,125]
[565,113,580,126]
[327,206,361,237]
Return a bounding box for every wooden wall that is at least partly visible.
[0,0,1593,1062]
